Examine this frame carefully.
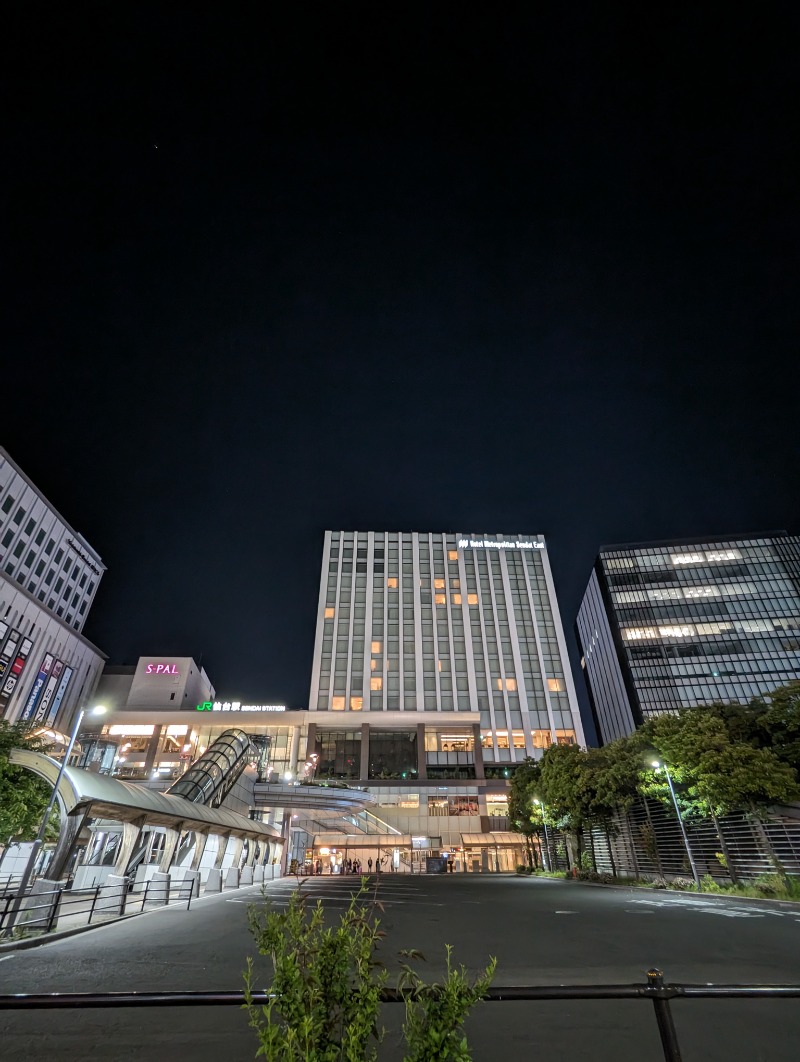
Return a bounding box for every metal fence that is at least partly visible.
[1,969,799,1061]
[543,800,800,883]
[0,876,196,939]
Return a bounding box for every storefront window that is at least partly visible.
[368,730,418,780]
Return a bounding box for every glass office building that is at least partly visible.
[576,533,800,744]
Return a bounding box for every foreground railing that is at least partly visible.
[0,877,195,937]
[1,969,799,1061]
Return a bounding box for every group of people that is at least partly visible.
[309,857,387,875]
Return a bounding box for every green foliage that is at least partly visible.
[245,879,387,1060]
[399,945,496,1062]
[245,880,494,1061]
[0,721,59,842]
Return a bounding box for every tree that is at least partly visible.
[586,741,643,878]
[507,758,542,867]
[538,743,595,868]
[0,721,59,843]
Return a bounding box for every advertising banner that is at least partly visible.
[0,629,21,685]
[21,653,54,722]
[0,621,9,653]
[0,637,34,711]
[45,666,74,727]
[35,660,64,723]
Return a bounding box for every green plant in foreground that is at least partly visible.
[245,879,387,1061]
[244,878,495,1061]
[398,945,497,1062]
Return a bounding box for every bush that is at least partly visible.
[669,877,698,891]
[245,878,496,1060]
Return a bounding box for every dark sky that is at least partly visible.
[4,10,799,734]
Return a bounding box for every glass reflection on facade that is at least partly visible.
[315,729,361,779]
[577,533,800,744]
[368,730,418,780]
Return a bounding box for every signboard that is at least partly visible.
[0,637,34,710]
[35,660,64,723]
[0,629,21,684]
[457,538,544,550]
[20,653,54,721]
[44,665,74,726]
[195,701,286,713]
[145,663,180,675]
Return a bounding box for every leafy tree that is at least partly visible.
[538,743,596,868]
[752,682,800,773]
[0,721,59,844]
[507,758,543,867]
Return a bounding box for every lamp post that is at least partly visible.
[533,798,551,872]
[652,760,701,889]
[3,705,106,936]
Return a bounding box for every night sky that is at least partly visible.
[4,10,799,734]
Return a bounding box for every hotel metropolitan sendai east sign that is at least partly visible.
[458,538,545,550]
[196,701,287,712]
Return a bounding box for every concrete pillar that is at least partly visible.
[144,871,170,906]
[416,724,427,780]
[225,866,240,888]
[360,723,370,780]
[247,839,259,867]
[472,724,485,780]
[18,878,62,931]
[143,726,164,776]
[289,725,301,776]
[158,826,183,873]
[113,817,146,876]
[227,836,244,869]
[95,874,127,920]
[46,808,90,881]
[240,866,254,885]
[190,831,210,871]
[253,865,265,883]
[204,868,222,892]
[213,834,231,869]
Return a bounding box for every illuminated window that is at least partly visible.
[387,577,398,589]
[671,552,704,566]
[437,659,443,672]
[371,640,382,654]
[448,550,458,560]
[622,627,659,641]
[531,729,552,749]
[555,729,576,746]
[496,678,517,691]
[332,696,345,710]
[480,731,494,748]
[495,731,510,749]
[435,593,446,605]
[452,594,462,605]
[467,594,478,605]
[706,549,741,562]
[350,696,363,711]
[547,678,564,692]
[324,607,335,619]
[512,731,526,749]
[370,677,383,691]
[450,578,460,588]
[434,578,445,589]
[659,624,695,638]
[370,659,377,671]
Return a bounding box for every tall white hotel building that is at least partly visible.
[306,531,584,868]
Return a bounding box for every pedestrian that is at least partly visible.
[368,857,373,873]
[316,859,322,876]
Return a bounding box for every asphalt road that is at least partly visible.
[1,874,799,1061]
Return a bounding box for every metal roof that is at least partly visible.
[10,750,281,840]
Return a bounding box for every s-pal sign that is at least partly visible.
[458,539,544,550]
[146,663,180,675]
[196,701,287,713]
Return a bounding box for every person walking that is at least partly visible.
[367,857,373,874]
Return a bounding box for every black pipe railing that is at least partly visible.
[1,970,799,1061]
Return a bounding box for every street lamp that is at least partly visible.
[652,760,701,889]
[3,705,107,936]
[533,798,551,872]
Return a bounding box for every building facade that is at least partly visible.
[576,533,800,744]
[0,448,106,727]
[304,530,585,865]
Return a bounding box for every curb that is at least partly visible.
[0,913,141,953]
[521,873,800,911]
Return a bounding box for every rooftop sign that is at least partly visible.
[146,663,180,675]
[458,539,544,550]
[196,701,286,713]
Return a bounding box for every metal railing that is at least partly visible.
[0,969,798,1060]
[0,876,197,938]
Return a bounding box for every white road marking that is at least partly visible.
[555,910,577,914]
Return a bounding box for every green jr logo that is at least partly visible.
[196,701,213,711]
